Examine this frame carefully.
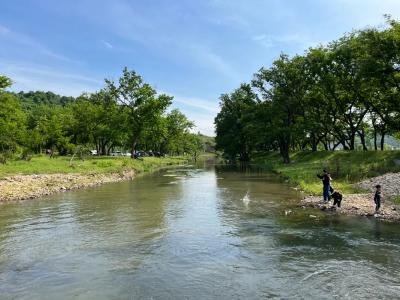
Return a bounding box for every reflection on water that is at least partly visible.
[0,162,400,299]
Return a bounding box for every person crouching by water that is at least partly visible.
[317,169,332,202]
[374,185,382,213]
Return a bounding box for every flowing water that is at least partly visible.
[1,162,400,299]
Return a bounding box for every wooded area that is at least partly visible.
[215,17,400,163]
[0,68,205,162]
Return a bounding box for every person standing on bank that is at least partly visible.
[374,185,382,213]
[317,169,332,202]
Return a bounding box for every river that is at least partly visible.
[1,162,400,299]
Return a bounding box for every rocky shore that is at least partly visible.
[0,170,135,202]
[302,172,400,221]
[302,194,400,221]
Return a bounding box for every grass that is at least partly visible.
[393,196,400,205]
[252,151,400,195]
[0,155,188,178]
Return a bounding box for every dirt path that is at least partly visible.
[0,170,135,202]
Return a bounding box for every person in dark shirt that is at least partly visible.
[331,191,343,208]
[374,185,382,213]
[317,169,331,202]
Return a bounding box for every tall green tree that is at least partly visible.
[0,75,26,159]
[215,83,258,161]
[252,55,308,163]
[105,67,172,157]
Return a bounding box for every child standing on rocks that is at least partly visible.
[374,185,382,213]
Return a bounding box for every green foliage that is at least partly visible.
[0,75,12,89]
[0,68,206,160]
[105,67,173,154]
[215,17,400,163]
[0,155,187,178]
[0,92,26,160]
[253,151,400,195]
[393,195,400,205]
[214,83,258,161]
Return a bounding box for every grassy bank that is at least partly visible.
[0,155,188,178]
[252,151,400,195]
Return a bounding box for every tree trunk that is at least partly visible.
[101,142,107,156]
[311,133,318,152]
[239,152,250,162]
[349,132,356,150]
[131,138,138,158]
[280,141,290,164]
[341,140,349,150]
[358,130,368,151]
[380,131,386,151]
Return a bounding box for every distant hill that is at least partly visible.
[14,91,75,109]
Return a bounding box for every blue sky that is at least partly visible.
[1,0,400,135]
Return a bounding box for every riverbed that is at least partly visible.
[1,162,400,299]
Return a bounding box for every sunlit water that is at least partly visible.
[1,162,400,299]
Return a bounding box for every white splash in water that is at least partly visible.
[242,191,250,206]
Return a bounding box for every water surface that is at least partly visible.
[1,163,400,299]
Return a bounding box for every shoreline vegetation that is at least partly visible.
[252,151,400,221]
[0,156,188,202]
[214,18,400,222]
[0,67,215,203]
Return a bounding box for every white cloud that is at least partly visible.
[162,91,217,136]
[180,110,216,136]
[172,94,219,114]
[180,43,241,82]
[0,24,78,63]
[101,40,113,49]
[251,33,322,50]
[77,1,241,82]
[1,61,102,96]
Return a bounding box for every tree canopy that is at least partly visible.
[0,69,207,162]
[215,18,400,163]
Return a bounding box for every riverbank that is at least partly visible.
[302,193,400,221]
[253,151,400,194]
[301,172,400,221]
[0,156,188,202]
[253,151,400,221]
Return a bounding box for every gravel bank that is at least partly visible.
[302,194,400,221]
[357,172,400,197]
[0,170,135,202]
[302,172,400,221]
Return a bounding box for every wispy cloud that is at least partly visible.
[186,45,241,82]
[170,94,219,114]
[101,40,113,49]
[78,1,241,82]
[1,61,102,96]
[0,24,77,63]
[252,33,322,50]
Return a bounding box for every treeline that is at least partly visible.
[215,17,400,163]
[0,68,204,162]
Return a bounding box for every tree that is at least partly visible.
[68,91,126,155]
[0,77,26,160]
[165,109,194,155]
[252,55,308,163]
[105,67,172,157]
[0,75,12,89]
[215,83,258,161]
